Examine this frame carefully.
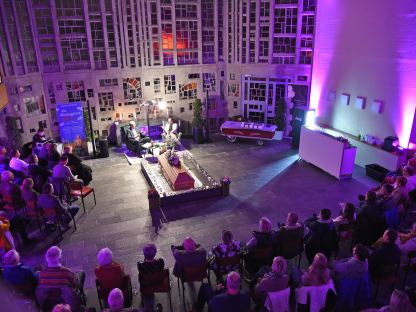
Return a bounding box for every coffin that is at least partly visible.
[220,121,277,140]
[158,155,195,191]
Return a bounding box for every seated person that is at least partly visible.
[333,203,356,227]
[246,217,276,251]
[369,229,401,280]
[277,212,303,230]
[20,178,38,203]
[302,253,331,286]
[63,145,92,185]
[52,155,80,183]
[2,249,38,293]
[304,209,339,263]
[377,184,396,211]
[0,216,15,254]
[52,304,72,312]
[274,212,304,255]
[0,146,10,170]
[392,176,409,207]
[396,222,416,264]
[162,117,179,139]
[28,154,51,190]
[354,191,385,247]
[403,165,416,191]
[95,248,126,298]
[171,236,207,278]
[209,230,241,277]
[194,271,250,312]
[9,149,28,177]
[332,244,369,280]
[102,288,139,312]
[37,183,79,228]
[32,127,48,145]
[125,121,150,157]
[37,246,86,311]
[253,256,289,308]
[137,244,165,311]
[374,289,412,312]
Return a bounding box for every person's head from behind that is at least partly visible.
[341,203,355,222]
[353,244,368,261]
[129,120,136,129]
[287,212,298,226]
[52,304,72,312]
[3,249,20,266]
[28,154,38,165]
[97,247,113,266]
[37,128,45,136]
[46,246,62,267]
[60,155,68,165]
[319,209,331,221]
[22,178,34,191]
[108,288,124,311]
[259,217,272,233]
[382,184,394,197]
[222,230,233,245]
[396,176,408,187]
[310,253,328,272]
[42,183,54,195]
[383,229,398,244]
[183,237,196,252]
[0,146,6,156]
[365,191,377,205]
[63,145,72,154]
[10,149,20,158]
[403,166,414,177]
[271,256,287,276]
[1,171,14,183]
[390,289,411,312]
[226,271,241,293]
[143,243,157,261]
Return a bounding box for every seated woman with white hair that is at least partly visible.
[103,288,139,312]
[2,249,38,292]
[95,248,126,298]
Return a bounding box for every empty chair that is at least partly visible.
[139,269,172,311]
[264,287,290,312]
[68,180,96,213]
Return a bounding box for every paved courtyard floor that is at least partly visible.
[20,135,413,311]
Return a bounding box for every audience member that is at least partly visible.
[194,271,250,312]
[369,229,401,279]
[52,155,78,183]
[0,146,10,170]
[377,184,396,211]
[253,256,289,307]
[395,222,416,264]
[302,253,331,286]
[277,212,303,230]
[403,166,416,191]
[37,246,85,311]
[32,127,47,145]
[378,289,412,312]
[2,249,38,290]
[171,237,207,278]
[95,248,125,298]
[47,143,61,163]
[37,183,79,227]
[333,203,356,226]
[103,288,139,312]
[9,149,28,176]
[304,209,339,263]
[20,178,38,203]
[52,304,72,312]
[209,230,240,276]
[332,244,369,280]
[28,154,51,189]
[392,176,409,207]
[63,145,92,185]
[246,217,276,250]
[354,191,385,246]
[0,216,15,254]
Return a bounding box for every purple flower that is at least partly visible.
[222,176,231,185]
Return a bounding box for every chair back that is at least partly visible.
[48,177,69,200]
[384,207,399,230]
[36,287,63,311]
[372,263,399,283]
[68,181,83,191]
[278,227,304,259]
[334,274,372,312]
[139,269,170,295]
[216,253,241,268]
[43,206,58,221]
[182,262,208,283]
[25,200,39,217]
[264,287,290,312]
[96,274,133,308]
[252,246,273,262]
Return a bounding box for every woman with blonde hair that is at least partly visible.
[246,217,275,250]
[302,253,330,286]
[20,178,38,202]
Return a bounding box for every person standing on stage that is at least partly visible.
[32,128,47,145]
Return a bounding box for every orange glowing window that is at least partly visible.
[162,33,173,50]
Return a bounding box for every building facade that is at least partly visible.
[0,0,315,143]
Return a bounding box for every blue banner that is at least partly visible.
[56,102,86,144]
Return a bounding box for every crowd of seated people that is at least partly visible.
[2,155,416,311]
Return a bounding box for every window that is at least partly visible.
[203,73,216,92]
[180,107,185,113]
[164,75,176,94]
[154,78,161,93]
[301,37,313,48]
[299,51,313,64]
[303,0,316,12]
[302,15,315,34]
[273,37,296,54]
[228,83,240,97]
[189,103,193,110]
[99,78,118,87]
[274,8,298,34]
[188,73,200,79]
[179,83,197,100]
[123,78,142,100]
[229,73,235,80]
[98,92,114,111]
[233,101,238,109]
[66,81,86,102]
[47,82,56,105]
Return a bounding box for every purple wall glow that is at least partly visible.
[310,0,416,146]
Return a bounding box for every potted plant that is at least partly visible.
[192,98,204,143]
[221,176,231,196]
[274,98,286,140]
[5,116,23,150]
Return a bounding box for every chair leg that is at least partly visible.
[93,189,96,205]
[374,282,380,300]
[82,196,86,213]
[298,253,302,269]
[168,289,173,312]
[72,215,77,230]
[182,280,186,310]
[403,266,410,288]
[58,222,63,240]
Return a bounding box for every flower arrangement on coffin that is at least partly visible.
[221,176,231,185]
[165,147,181,168]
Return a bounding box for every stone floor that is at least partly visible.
[18,135,415,311]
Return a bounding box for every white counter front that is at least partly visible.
[299,126,357,180]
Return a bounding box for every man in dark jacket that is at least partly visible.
[304,209,339,263]
[369,229,401,279]
[125,121,150,157]
[171,237,206,278]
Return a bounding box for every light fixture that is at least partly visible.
[305,109,316,127]
[158,100,167,110]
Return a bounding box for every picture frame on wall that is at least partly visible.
[370,100,383,114]
[355,96,366,110]
[340,93,350,106]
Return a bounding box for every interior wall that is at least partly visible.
[310,0,416,146]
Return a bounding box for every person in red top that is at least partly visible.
[37,246,86,311]
[94,247,126,302]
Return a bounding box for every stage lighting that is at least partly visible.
[158,100,167,110]
[305,109,316,127]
